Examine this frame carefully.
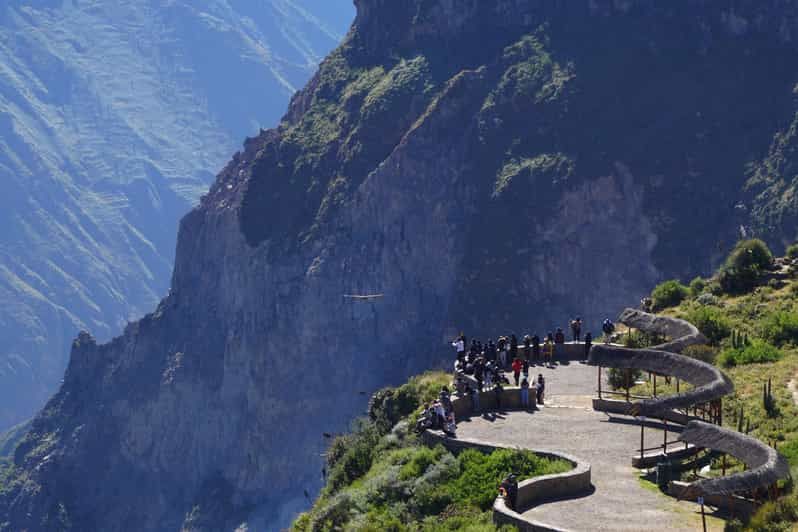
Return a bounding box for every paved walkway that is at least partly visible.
[453,362,725,531]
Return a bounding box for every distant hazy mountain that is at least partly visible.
[0,0,354,430]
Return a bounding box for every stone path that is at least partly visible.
[452,362,725,531]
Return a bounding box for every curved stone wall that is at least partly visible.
[424,394,591,531]
[678,421,791,497]
[589,308,789,498]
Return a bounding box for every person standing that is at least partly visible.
[543,337,554,367]
[453,335,465,362]
[497,336,507,368]
[554,328,565,345]
[536,374,546,405]
[570,317,582,342]
[520,376,530,408]
[532,333,541,363]
[602,318,615,344]
[511,357,523,386]
[468,384,480,413]
[523,335,531,361]
[584,332,593,360]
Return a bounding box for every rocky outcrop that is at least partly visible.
[4,1,798,530]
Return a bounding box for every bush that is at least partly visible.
[689,277,706,297]
[682,344,718,365]
[727,239,774,271]
[717,239,773,294]
[684,306,731,345]
[607,368,643,391]
[747,493,798,532]
[760,311,798,347]
[650,280,689,311]
[447,449,570,511]
[695,293,720,306]
[326,420,382,493]
[718,340,782,368]
[786,243,798,260]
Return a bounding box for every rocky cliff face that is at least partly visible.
[4,1,798,530]
[0,0,353,430]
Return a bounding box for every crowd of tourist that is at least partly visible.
[418,317,616,439]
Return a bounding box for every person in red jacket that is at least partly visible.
[511,357,523,386]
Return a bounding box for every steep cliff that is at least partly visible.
[0,0,353,430]
[4,1,798,530]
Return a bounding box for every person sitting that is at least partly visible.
[511,357,523,386]
[554,328,565,344]
[520,376,530,408]
[443,411,457,437]
[439,387,453,413]
[434,400,446,428]
[499,474,519,510]
[494,381,504,410]
[415,403,434,432]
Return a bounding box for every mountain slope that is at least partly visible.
[4,1,798,531]
[0,0,354,430]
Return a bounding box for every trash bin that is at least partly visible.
[656,458,672,489]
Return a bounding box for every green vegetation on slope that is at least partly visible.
[637,240,798,531]
[293,372,570,532]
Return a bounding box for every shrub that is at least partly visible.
[689,277,706,297]
[727,239,774,271]
[760,311,798,347]
[650,280,689,311]
[682,344,718,365]
[447,449,570,510]
[717,239,773,294]
[684,306,731,345]
[607,368,643,391]
[747,493,798,532]
[695,293,720,306]
[786,243,798,260]
[718,340,782,367]
[326,420,382,493]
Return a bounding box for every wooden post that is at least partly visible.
[598,366,602,399]
[640,418,645,461]
[700,498,707,532]
[626,369,630,402]
[676,378,680,393]
[722,454,727,476]
[653,373,657,397]
[663,418,668,455]
[718,397,722,426]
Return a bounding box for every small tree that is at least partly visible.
[688,277,706,297]
[717,239,773,294]
[650,280,689,311]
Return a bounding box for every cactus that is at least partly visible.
[764,377,777,416]
[737,405,745,432]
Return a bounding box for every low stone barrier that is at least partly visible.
[423,394,592,531]
[590,308,789,499]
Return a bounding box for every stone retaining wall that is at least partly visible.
[423,395,592,531]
